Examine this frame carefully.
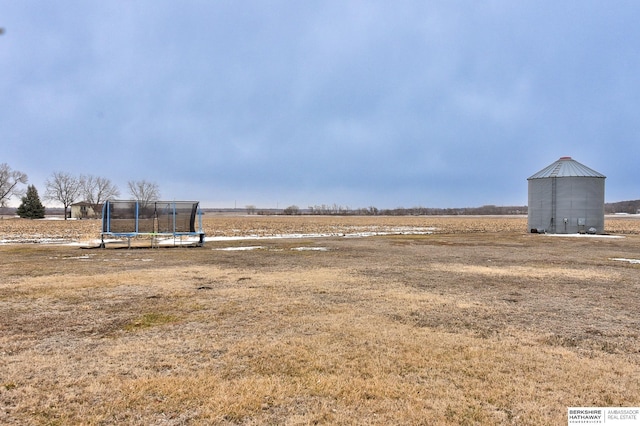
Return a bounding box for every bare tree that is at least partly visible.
[127,180,160,208]
[283,205,300,215]
[80,175,120,216]
[45,172,82,220]
[0,163,28,207]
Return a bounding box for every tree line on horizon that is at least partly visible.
[0,163,160,219]
[3,162,638,219]
[249,200,640,216]
[271,200,640,216]
[252,204,528,216]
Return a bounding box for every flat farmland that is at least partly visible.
[1,215,640,425]
[1,214,639,244]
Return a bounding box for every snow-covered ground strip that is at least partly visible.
[213,246,264,251]
[291,247,328,251]
[205,227,436,242]
[0,237,71,244]
[48,254,93,260]
[66,239,119,247]
[157,237,202,246]
[545,233,624,239]
[212,245,328,252]
[206,233,336,241]
[610,258,640,264]
[5,230,419,247]
[55,228,436,247]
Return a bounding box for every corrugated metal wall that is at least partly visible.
[528,177,605,233]
[528,178,553,232]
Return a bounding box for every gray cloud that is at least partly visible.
[1,1,638,208]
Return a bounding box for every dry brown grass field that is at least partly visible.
[1,215,640,425]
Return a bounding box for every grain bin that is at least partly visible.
[528,157,605,234]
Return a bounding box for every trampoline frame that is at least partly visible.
[100,200,205,248]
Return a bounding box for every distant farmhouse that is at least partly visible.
[70,202,102,219]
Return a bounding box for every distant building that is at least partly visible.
[528,157,605,234]
[70,202,102,219]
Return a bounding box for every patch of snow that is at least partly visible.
[48,255,92,260]
[204,228,435,242]
[9,237,71,244]
[291,247,328,251]
[206,234,334,241]
[1,226,439,246]
[68,239,105,247]
[610,258,640,264]
[214,246,264,251]
[152,236,204,246]
[545,234,624,239]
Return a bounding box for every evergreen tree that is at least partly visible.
[16,185,45,219]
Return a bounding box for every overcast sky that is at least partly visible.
[1,1,639,209]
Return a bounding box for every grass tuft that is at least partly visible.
[123,312,178,331]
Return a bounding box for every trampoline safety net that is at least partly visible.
[101,200,204,238]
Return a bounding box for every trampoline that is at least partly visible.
[101,200,205,247]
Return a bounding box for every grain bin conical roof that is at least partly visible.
[528,157,605,179]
